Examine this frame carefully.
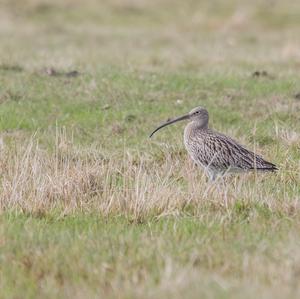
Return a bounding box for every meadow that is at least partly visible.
[0,0,300,298]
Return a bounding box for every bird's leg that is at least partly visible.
[203,170,216,198]
[204,170,227,201]
[211,173,229,209]
[203,171,229,210]
[220,176,229,209]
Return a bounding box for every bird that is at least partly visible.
[149,106,277,181]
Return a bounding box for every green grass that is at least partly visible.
[1,212,299,299]
[0,0,300,298]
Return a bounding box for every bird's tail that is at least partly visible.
[251,161,278,172]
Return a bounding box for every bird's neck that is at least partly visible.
[191,120,208,130]
[184,121,209,141]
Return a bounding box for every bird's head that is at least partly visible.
[188,106,209,124]
[149,106,209,138]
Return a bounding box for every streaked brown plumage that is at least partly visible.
[150,106,277,180]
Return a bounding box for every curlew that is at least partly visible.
[150,107,277,181]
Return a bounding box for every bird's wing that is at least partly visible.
[193,131,277,171]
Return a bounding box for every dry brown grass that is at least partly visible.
[1,129,298,219]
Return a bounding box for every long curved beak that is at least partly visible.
[149,114,189,138]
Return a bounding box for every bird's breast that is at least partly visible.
[184,122,205,156]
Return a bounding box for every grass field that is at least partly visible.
[0,0,300,298]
